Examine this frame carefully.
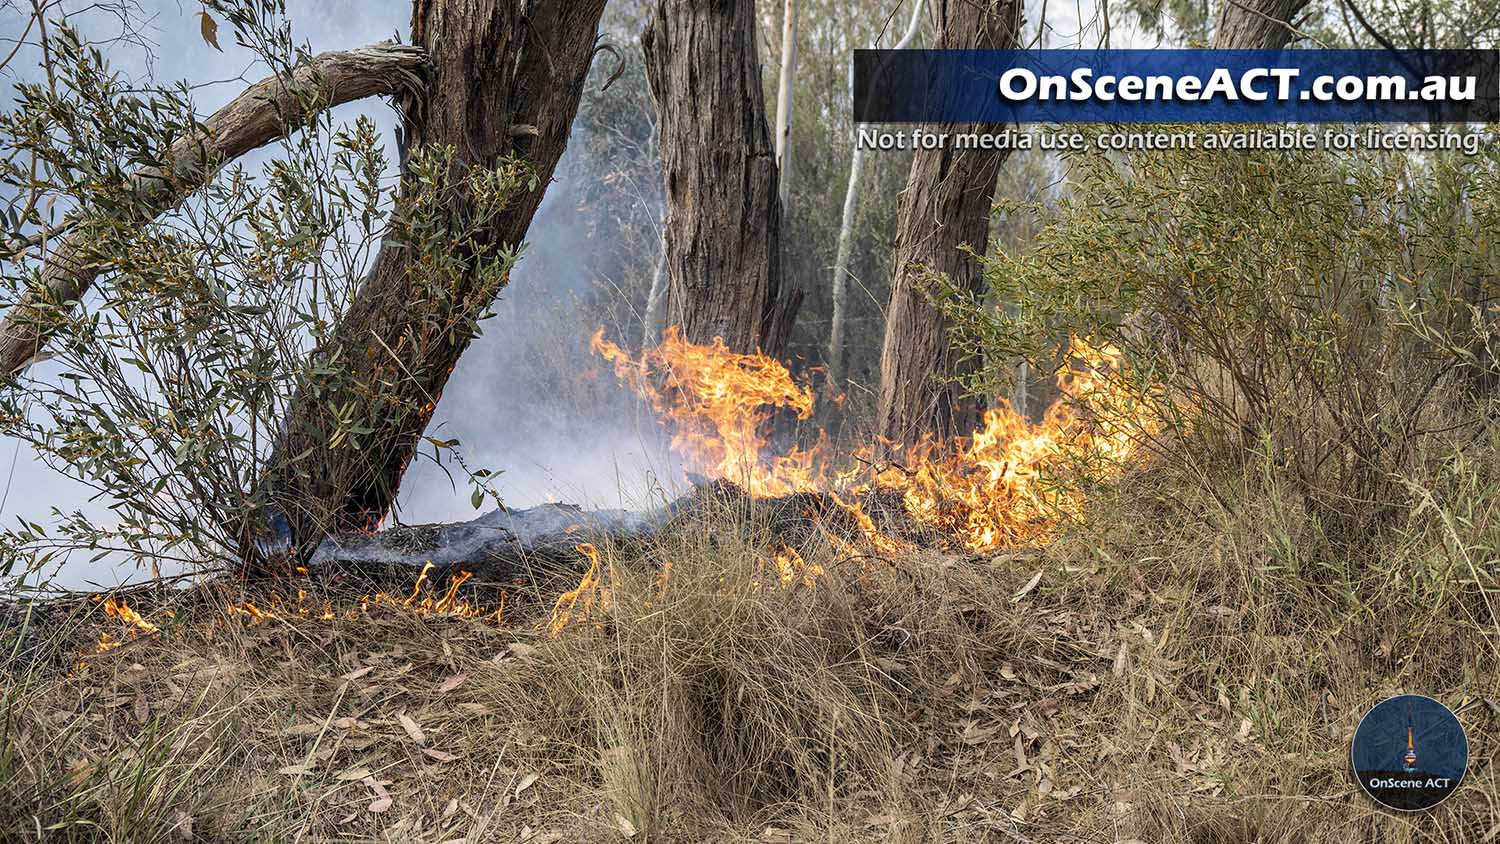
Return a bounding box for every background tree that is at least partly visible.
[873,0,1023,447]
[642,0,802,358]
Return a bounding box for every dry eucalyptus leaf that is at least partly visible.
[196,11,222,51]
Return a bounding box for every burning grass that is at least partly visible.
[5,449,1500,842]
[591,329,1155,553]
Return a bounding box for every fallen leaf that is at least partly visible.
[278,763,316,776]
[397,712,426,744]
[514,772,540,797]
[363,776,393,814]
[1011,570,1043,602]
[613,814,637,837]
[342,666,375,681]
[438,673,468,694]
[423,747,459,763]
[336,767,374,781]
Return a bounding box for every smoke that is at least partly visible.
[0,1,674,589]
[393,163,682,523]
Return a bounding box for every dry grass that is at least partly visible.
[3,440,1499,843]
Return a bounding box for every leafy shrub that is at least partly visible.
[937,132,1500,535]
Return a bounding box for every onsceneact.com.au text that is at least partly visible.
[997,67,1477,103]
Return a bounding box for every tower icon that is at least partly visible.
[1402,700,1418,773]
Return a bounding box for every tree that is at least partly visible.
[1212,0,1311,47]
[247,0,610,568]
[873,0,1022,447]
[0,43,427,379]
[642,0,802,357]
[774,0,800,213]
[828,0,925,389]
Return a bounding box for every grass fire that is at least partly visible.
[3,2,1499,843]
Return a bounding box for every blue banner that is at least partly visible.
[852,50,1500,123]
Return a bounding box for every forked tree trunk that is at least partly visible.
[642,0,802,357]
[874,0,1021,447]
[246,0,608,570]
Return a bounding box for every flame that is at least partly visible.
[592,327,827,497]
[548,543,614,635]
[594,329,1151,553]
[772,545,823,589]
[102,596,159,634]
[221,565,503,626]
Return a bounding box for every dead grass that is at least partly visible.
[3,441,1499,843]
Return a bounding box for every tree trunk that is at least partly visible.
[642,0,802,358]
[246,0,608,570]
[829,0,926,388]
[874,0,1020,448]
[774,0,799,213]
[1212,0,1309,48]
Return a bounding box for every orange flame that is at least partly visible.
[548,543,614,635]
[593,329,1150,553]
[592,327,828,497]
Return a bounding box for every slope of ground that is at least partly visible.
[2,455,1497,843]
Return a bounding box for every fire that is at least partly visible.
[548,543,615,635]
[772,545,823,589]
[593,329,1151,553]
[222,565,504,626]
[592,327,828,497]
[102,596,159,634]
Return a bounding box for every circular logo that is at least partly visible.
[1351,694,1468,811]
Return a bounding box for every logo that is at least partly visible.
[1351,694,1467,811]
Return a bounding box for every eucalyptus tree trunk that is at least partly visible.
[774,0,800,212]
[874,0,1021,448]
[1212,0,1309,48]
[246,0,608,571]
[828,0,925,389]
[642,0,802,357]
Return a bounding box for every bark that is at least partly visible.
[642,0,802,358]
[247,0,608,570]
[773,0,799,212]
[874,0,1021,448]
[0,43,428,380]
[829,0,926,388]
[1211,0,1310,48]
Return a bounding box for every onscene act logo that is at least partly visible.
[1351,694,1468,811]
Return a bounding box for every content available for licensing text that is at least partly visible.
[856,127,1487,155]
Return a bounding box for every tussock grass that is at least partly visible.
[2,426,1499,842]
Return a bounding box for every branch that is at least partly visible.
[0,41,428,381]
